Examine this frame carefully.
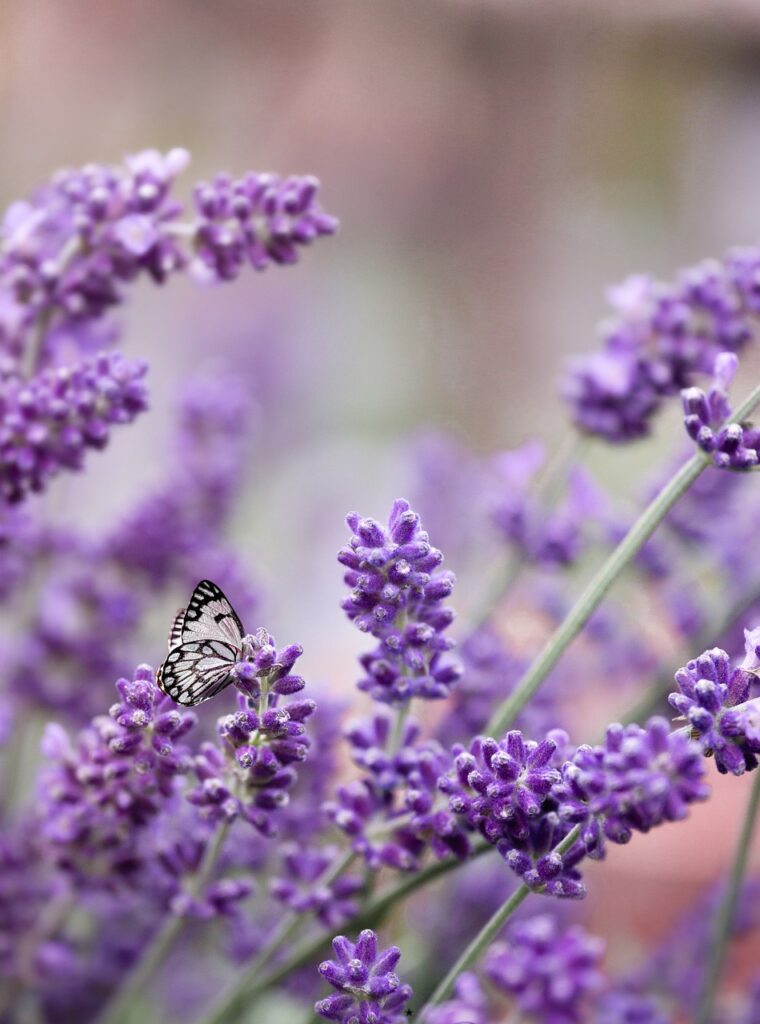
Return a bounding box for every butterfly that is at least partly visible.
[157,579,246,706]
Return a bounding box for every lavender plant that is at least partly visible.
[2,149,760,1024]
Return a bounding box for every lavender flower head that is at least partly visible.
[681,352,760,469]
[315,929,412,1024]
[0,351,148,502]
[39,664,195,885]
[669,628,760,774]
[557,718,709,854]
[485,914,605,1024]
[188,629,316,835]
[339,498,460,704]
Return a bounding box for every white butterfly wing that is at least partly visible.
[157,638,239,706]
[168,607,186,650]
[176,580,245,647]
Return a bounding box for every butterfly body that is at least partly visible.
[158,580,247,706]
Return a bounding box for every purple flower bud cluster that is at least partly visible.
[315,929,412,1024]
[0,351,147,502]
[563,248,760,442]
[39,665,195,886]
[681,352,760,469]
[270,843,364,929]
[339,498,460,704]
[557,718,709,855]
[669,632,760,775]
[422,972,488,1024]
[191,172,338,281]
[484,914,605,1024]
[491,442,606,568]
[590,990,670,1024]
[325,724,469,871]
[440,729,585,897]
[188,630,315,836]
[0,149,190,356]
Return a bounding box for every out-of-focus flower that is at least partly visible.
[490,441,606,568]
[339,498,460,704]
[563,249,760,442]
[315,929,412,1024]
[191,172,338,282]
[485,914,605,1024]
[269,843,364,929]
[39,665,195,887]
[0,352,147,503]
[421,972,488,1024]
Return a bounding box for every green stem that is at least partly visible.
[95,821,232,1024]
[696,770,760,1024]
[418,825,582,1013]
[486,381,760,737]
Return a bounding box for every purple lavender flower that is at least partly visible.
[0,149,189,358]
[563,248,760,441]
[485,914,605,1024]
[681,353,760,469]
[270,843,364,928]
[439,728,585,896]
[39,664,195,886]
[557,718,709,853]
[591,990,670,1024]
[315,929,412,1024]
[441,730,565,843]
[0,351,147,502]
[188,630,315,836]
[421,972,488,1024]
[669,630,760,775]
[339,498,460,704]
[191,172,338,281]
[490,442,606,568]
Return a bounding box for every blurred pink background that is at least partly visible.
[4,0,760,1003]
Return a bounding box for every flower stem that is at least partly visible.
[486,380,760,737]
[696,769,760,1024]
[418,824,583,1014]
[95,821,232,1024]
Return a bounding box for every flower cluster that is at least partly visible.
[0,351,148,502]
[491,441,606,568]
[192,172,339,281]
[188,630,315,836]
[563,249,760,441]
[270,843,364,929]
[557,718,709,855]
[339,498,460,704]
[485,914,605,1024]
[315,929,413,1024]
[38,665,195,886]
[669,631,760,775]
[681,352,760,469]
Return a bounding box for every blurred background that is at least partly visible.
[4,0,760,1010]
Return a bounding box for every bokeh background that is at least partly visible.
[4,0,760,1010]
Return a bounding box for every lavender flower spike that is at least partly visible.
[339,498,461,704]
[669,632,760,774]
[0,351,148,502]
[485,914,605,1024]
[315,928,413,1024]
[681,352,760,469]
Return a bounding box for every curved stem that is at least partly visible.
[486,381,760,739]
[418,825,583,1014]
[696,769,760,1024]
[95,821,232,1024]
